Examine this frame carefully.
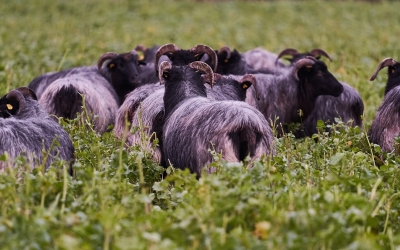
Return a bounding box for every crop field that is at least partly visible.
[1,0,400,249]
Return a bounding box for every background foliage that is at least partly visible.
[1,0,400,249]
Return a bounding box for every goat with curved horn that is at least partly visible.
[370,58,397,81]
[191,44,218,72]
[292,56,317,81]
[97,52,119,71]
[155,44,181,72]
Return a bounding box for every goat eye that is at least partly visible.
[109,63,115,69]
[224,59,229,63]
[6,104,13,110]
[392,69,395,74]
[163,72,169,79]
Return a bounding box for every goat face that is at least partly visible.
[295,58,343,98]
[108,53,146,91]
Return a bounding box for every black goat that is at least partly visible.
[238,56,344,137]
[275,48,363,137]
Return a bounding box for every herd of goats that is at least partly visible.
[0,43,399,176]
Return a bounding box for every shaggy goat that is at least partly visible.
[275,48,364,137]
[369,58,400,153]
[160,61,274,177]
[0,87,74,173]
[237,56,344,137]
[28,50,145,133]
[114,74,257,164]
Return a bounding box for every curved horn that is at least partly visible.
[189,61,215,87]
[97,52,119,71]
[155,44,180,72]
[134,45,147,53]
[292,56,317,81]
[370,57,397,81]
[276,48,300,65]
[218,46,231,60]
[5,89,27,115]
[309,48,332,61]
[191,44,218,72]
[158,61,172,84]
[240,74,259,100]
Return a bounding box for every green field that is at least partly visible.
[1,0,400,249]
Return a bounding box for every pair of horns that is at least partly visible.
[154,44,218,72]
[97,50,138,71]
[369,58,397,81]
[5,87,37,115]
[158,61,215,87]
[276,48,332,65]
[292,56,318,81]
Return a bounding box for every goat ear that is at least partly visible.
[15,87,37,101]
[240,81,252,90]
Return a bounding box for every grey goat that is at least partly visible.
[28,50,145,133]
[0,87,74,174]
[160,61,274,177]
[369,58,400,153]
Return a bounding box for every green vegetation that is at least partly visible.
[1,0,400,249]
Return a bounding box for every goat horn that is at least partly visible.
[158,61,172,84]
[189,61,214,87]
[370,57,397,81]
[309,48,332,61]
[218,46,231,60]
[155,44,180,72]
[276,48,300,66]
[191,44,218,72]
[97,52,119,71]
[292,56,317,81]
[5,89,27,115]
[134,45,147,53]
[240,74,259,100]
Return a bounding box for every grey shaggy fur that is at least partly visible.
[161,63,274,177]
[243,47,285,70]
[299,81,364,136]
[29,66,119,101]
[39,76,119,134]
[369,86,400,153]
[114,74,255,164]
[0,88,74,172]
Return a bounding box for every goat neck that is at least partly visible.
[162,66,208,117]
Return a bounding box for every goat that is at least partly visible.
[369,58,400,153]
[114,74,257,165]
[160,61,274,177]
[0,87,74,174]
[236,56,344,137]
[28,50,145,133]
[275,48,364,137]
